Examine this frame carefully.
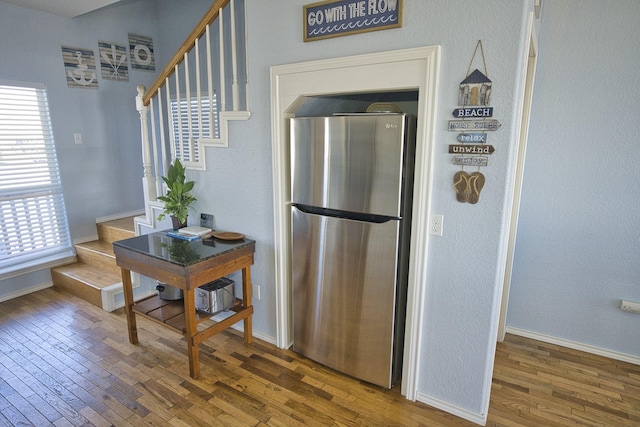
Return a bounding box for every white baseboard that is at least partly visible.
[0,281,53,303]
[505,327,640,366]
[209,311,276,345]
[0,254,76,281]
[415,392,486,426]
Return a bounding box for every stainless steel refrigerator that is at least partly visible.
[290,113,416,388]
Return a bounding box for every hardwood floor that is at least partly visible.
[0,288,638,426]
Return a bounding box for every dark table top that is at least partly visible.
[113,231,255,267]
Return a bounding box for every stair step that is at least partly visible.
[75,240,119,275]
[97,217,136,244]
[52,264,121,309]
[52,215,136,310]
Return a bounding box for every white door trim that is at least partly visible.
[269,46,440,399]
[498,13,539,340]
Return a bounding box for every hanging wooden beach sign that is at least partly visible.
[449,144,495,154]
[448,119,501,131]
[452,107,493,118]
[452,156,488,167]
[457,133,487,143]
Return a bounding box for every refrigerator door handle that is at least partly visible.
[292,203,400,223]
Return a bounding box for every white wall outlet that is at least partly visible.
[253,285,261,300]
[620,300,640,314]
[429,214,443,236]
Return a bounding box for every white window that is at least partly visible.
[0,81,73,278]
[170,93,219,163]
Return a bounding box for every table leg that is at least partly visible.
[120,268,138,344]
[183,288,200,379]
[242,266,253,344]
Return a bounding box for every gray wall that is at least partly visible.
[507,0,640,357]
[1,0,638,422]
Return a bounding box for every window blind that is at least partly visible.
[170,93,219,163]
[0,82,73,277]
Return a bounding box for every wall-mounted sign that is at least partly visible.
[459,69,492,106]
[449,144,495,154]
[452,156,488,167]
[304,0,402,42]
[61,46,98,89]
[457,133,487,143]
[448,119,501,131]
[452,107,493,118]
[99,40,129,82]
[451,41,494,205]
[129,33,155,72]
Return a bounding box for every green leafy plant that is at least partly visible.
[157,159,197,225]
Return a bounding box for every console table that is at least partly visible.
[113,232,255,378]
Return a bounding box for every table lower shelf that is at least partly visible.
[132,294,247,334]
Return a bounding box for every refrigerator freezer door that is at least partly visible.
[291,207,401,388]
[290,114,410,218]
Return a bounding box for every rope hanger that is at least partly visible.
[466,40,489,78]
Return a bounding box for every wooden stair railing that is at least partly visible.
[135,0,250,232]
[143,0,229,107]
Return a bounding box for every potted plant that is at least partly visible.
[157,159,197,230]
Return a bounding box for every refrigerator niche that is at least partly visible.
[290,113,416,388]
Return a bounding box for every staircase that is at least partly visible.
[51,2,250,308]
[135,0,250,232]
[51,217,135,311]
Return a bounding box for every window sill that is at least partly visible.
[0,252,76,281]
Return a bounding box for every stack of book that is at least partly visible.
[166,226,212,241]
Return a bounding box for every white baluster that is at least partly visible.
[157,89,168,188]
[219,10,226,112]
[195,37,203,146]
[136,85,156,218]
[230,0,239,111]
[174,65,182,162]
[184,52,194,162]
[242,1,250,111]
[149,96,162,198]
[206,24,215,139]
[165,77,174,175]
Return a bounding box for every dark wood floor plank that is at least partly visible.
[1,287,639,427]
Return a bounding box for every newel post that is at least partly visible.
[136,85,157,221]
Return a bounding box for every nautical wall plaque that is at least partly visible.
[303,0,402,42]
[452,156,488,167]
[448,119,501,131]
[129,33,155,72]
[61,46,98,89]
[99,40,129,82]
[452,107,493,118]
[449,144,495,154]
[457,133,487,143]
